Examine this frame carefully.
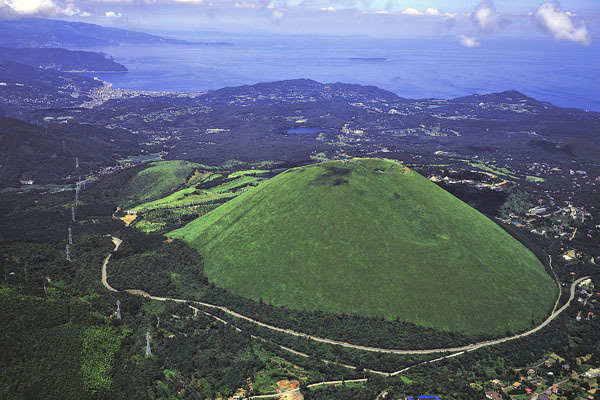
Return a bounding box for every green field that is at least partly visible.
[525,175,546,183]
[170,158,556,336]
[469,162,520,179]
[119,160,201,206]
[126,166,269,233]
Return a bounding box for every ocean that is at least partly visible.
[79,35,600,111]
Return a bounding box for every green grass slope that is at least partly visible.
[169,158,556,336]
[120,160,200,206]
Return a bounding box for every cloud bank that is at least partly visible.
[1,0,79,18]
[534,2,590,45]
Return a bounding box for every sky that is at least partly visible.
[0,0,598,45]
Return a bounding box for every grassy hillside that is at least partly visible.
[169,158,556,336]
[125,167,269,233]
[119,160,200,206]
[131,174,263,213]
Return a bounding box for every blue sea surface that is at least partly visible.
[80,36,600,111]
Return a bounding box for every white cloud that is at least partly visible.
[400,7,454,17]
[104,10,122,17]
[473,1,501,33]
[374,10,391,14]
[0,0,81,17]
[173,0,203,3]
[234,0,255,7]
[89,0,132,3]
[458,34,480,47]
[271,9,283,22]
[319,6,334,12]
[534,2,590,45]
[64,2,79,15]
[401,8,420,15]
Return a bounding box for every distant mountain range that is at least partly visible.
[0,47,127,72]
[0,18,232,48]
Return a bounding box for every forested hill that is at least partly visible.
[0,47,127,72]
[207,78,404,104]
[0,118,140,186]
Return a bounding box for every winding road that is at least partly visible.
[101,236,589,377]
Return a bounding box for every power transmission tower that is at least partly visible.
[116,300,121,320]
[145,332,152,356]
[68,227,73,245]
[71,206,76,222]
[66,244,71,261]
[75,185,79,206]
[75,157,79,169]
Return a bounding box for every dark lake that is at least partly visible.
[286,128,320,134]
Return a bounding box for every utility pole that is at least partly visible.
[66,244,71,261]
[75,185,79,206]
[145,332,152,357]
[116,300,121,320]
[71,206,76,223]
[68,227,73,245]
[75,157,79,169]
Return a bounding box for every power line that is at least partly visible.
[145,332,152,357]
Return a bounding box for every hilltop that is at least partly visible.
[170,158,556,335]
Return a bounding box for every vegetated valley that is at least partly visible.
[1,50,599,400]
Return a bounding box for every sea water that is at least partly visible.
[78,35,600,111]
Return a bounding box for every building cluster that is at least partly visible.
[484,351,600,399]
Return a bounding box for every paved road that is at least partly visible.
[143,275,588,356]
[102,236,589,398]
[102,236,588,356]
